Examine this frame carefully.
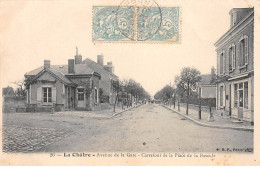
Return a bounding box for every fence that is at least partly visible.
[178,102,217,114]
[179,98,216,107]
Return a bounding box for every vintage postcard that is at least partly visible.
[0,0,259,166]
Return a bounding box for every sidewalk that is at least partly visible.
[162,104,254,132]
[54,104,142,119]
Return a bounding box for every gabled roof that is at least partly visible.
[82,58,118,80]
[82,58,118,95]
[49,69,74,84]
[2,86,15,96]
[28,68,75,86]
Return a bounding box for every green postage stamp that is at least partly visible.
[92,3,181,43]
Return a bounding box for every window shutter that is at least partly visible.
[232,45,236,69]
[52,87,56,104]
[245,36,248,64]
[37,87,42,104]
[238,41,241,66]
[223,85,226,107]
[223,52,225,73]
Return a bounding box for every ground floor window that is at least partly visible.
[239,89,243,107]
[77,88,84,101]
[234,82,248,109]
[43,87,52,103]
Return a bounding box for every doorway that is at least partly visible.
[77,88,85,108]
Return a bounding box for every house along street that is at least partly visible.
[2,104,253,153]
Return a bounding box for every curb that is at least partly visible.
[111,104,143,118]
[162,105,254,132]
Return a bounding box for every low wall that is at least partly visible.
[16,107,53,113]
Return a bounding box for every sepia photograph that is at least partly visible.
[0,0,259,166]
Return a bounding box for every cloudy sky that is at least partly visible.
[0,0,256,96]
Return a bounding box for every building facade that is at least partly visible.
[215,8,254,124]
[82,54,118,105]
[25,53,101,111]
[199,67,217,100]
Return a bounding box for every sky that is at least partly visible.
[0,0,255,96]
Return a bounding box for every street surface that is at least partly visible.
[2,104,253,153]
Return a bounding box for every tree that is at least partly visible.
[120,78,150,107]
[12,79,27,98]
[111,78,150,112]
[210,66,217,84]
[175,67,201,115]
[154,85,175,102]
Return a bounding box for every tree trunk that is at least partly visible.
[186,80,189,115]
[126,92,129,108]
[198,87,201,119]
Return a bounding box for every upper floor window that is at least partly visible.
[43,87,52,103]
[239,35,249,67]
[219,50,225,75]
[229,43,236,71]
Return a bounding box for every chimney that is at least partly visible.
[104,62,114,74]
[68,59,75,74]
[74,46,82,64]
[44,60,50,69]
[97,54,104,66]
[229,8,253,27]
[75,55,82,64]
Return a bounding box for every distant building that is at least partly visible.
[215,8,254,124]
[2,86,16,101]
[199,67,216,99]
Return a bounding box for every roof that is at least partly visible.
[25,58,116,93]
[49,69,73,84]
[82,58,118,95]
[82,58,118,79]
[200,74,212,85]
[2,86,15,96]
[28,68,74,85]
[25,63,101,84]
[215,8,253,47]
[25,64,95,76]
